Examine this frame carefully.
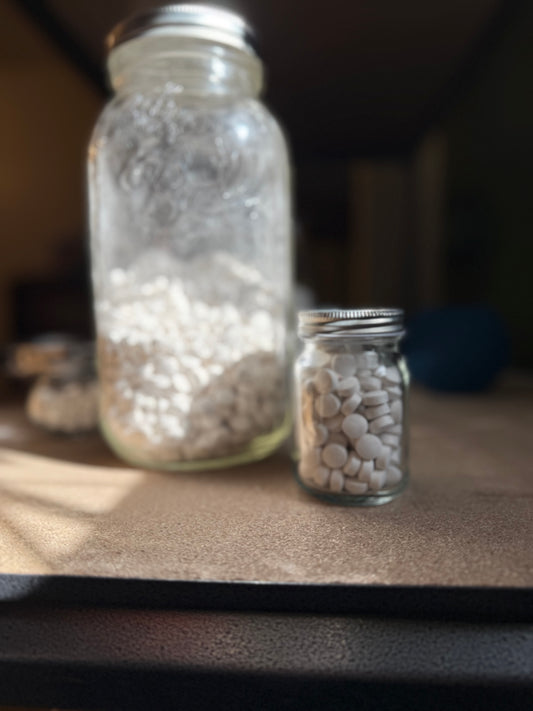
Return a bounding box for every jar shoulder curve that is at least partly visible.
[89,91,288,158]
[248,99,291,157]
[88,94,126,157]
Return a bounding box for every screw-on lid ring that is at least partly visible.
[106,4,256,55]
[298,308,405,337]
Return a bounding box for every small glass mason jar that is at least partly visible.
[88,6,293,469]
[294,309,409,505]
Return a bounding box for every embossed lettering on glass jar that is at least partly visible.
[294,309,409,505]
[88,6,293,469]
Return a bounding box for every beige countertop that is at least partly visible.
[0,375,532,587]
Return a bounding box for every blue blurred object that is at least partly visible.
[403,306,510,392]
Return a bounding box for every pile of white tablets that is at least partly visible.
[97,253,287,463]
[297,348,404,497]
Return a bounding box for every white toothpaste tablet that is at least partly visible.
[315,393,341,418]
[314,368,339,394]
[313,465,330,487]
[312,424,329,446]
[355,433,382,460]
[358,459,374,482]
[343,453,362,476]
[345,479,369,495]
[368,468,387,491]
[329,469,345,492]
[364,403,391,420]
[362,390,389,406]
[341,392,362,415]
[332,353,357,377]
[336,376,360,397]
[369,414,395,434]
[381,433,400,448]
[322,443,348,469]
[341,413,368,439]
[384,366,401,385]
[386,465,403,486]
[324,413,345,432]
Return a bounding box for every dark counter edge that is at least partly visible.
[1,573,532,621]
[1,575,533,710]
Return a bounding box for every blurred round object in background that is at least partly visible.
[404,306,510,392]
[26,372,99,434]
[4,335,99,434]
[6,333,79,379]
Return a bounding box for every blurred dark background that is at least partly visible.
[1,0,532,367]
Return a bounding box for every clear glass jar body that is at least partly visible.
[294,334,409,504]
[88,35,293,470]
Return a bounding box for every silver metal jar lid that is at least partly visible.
[106,4,256,55]
[298,308,405,337]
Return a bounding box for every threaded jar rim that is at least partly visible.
[298,308,405,338]
[106,4,256,55]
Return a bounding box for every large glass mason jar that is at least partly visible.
[88,5,293,470]
[294,309,409,505]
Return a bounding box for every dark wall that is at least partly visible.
[2,0,532,368]
[444,0,533,366]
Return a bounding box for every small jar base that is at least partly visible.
[294,464,408,506]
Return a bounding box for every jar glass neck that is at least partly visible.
[302,333,404,347]
[107,36,263,98]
